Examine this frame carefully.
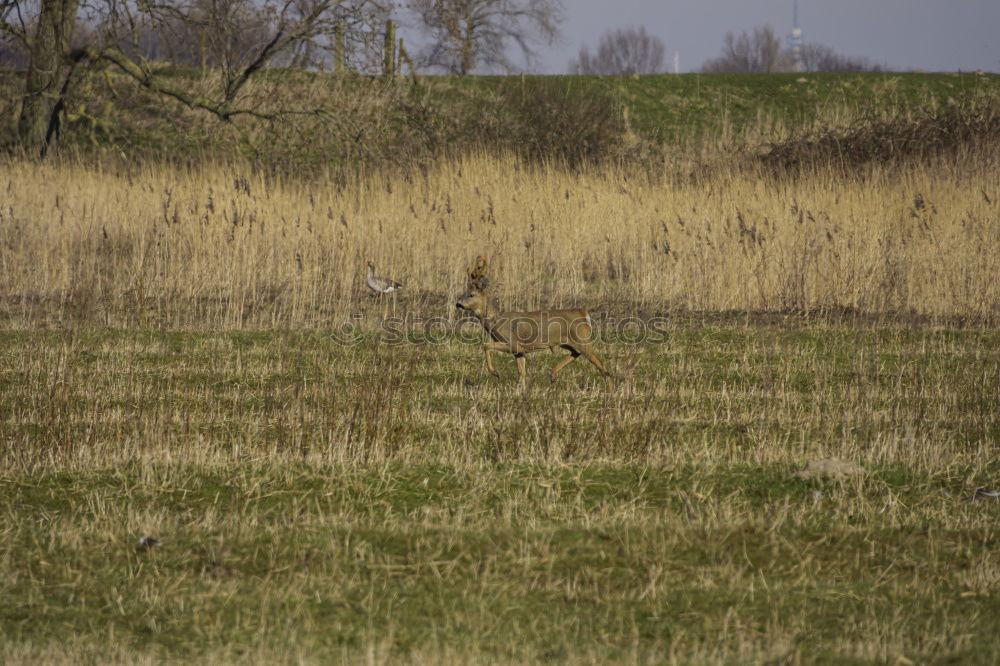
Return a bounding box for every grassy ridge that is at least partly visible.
[493,72,1000,144]
[1,329,998,662]
[2,69,998,168]
[612,72,1000,143]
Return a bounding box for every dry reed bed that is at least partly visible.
[1,150,998,328]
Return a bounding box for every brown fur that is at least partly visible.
[456,257,611,389]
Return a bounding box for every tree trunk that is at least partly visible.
[17,0,81,155]
[334,21,346,74]
[459,13,475,75]
[383,20,396,77]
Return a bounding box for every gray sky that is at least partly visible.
[533,0,1000,73]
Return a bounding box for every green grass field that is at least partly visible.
[2,66,999,662]
[2,326,998,663]
[469,71,1000,143]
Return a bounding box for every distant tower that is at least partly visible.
[673,51,680,75]
[788,0,804,72]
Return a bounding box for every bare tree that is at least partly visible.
[406,0,563,75]
[2,0,386,154]
[7,0,83,150]
[0,0,30,66]
[799,42,882,72]
[568,26,665,75]
[701,24,787,73]
[699,25,882,74]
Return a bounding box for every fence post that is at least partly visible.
[383,20,397,78]
[334,20,346,74]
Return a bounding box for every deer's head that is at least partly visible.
[456,256,490,313]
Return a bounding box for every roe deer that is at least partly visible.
[455,256,611,389]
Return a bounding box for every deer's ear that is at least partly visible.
[469,255,489,281]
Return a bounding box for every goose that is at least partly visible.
[365,261,403,295]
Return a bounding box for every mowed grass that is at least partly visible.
[1,327,998,663]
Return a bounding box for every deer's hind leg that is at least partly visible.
[578,344,612,389]
[550,346,581,383]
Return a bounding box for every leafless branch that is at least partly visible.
[407,0,563,74]
[569,26,665,75]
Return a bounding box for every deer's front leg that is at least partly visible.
[483,342,506,378]
[515,354,527,390]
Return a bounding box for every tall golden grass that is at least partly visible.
[1,147,997,328]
